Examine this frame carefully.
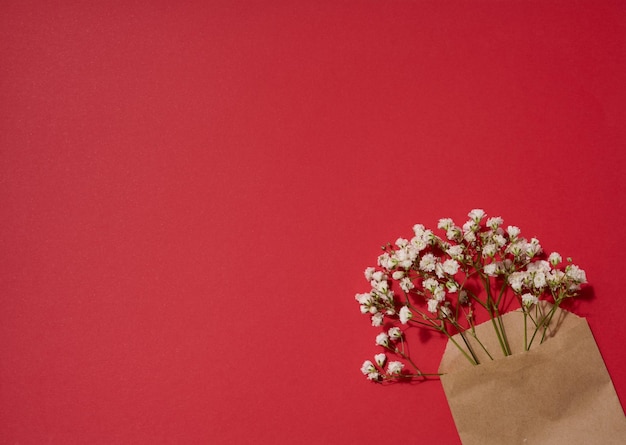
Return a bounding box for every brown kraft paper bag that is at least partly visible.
[439,304,626,445]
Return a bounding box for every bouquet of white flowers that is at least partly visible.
[356,210,626,444]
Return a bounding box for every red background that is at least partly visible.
[2,1,625,443]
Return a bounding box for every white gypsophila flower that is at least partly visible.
[399,306,413,324]
[507,240,526,258]
[419,253,436,272]
[387,361,404,375]
[521,293,538,307]
[493,233,507,247]
[423,277,438,292]
[482,243,497,257]
[486,216,503,229]
[413,224,425,237]
[400,277,415,292]
[378,253,396,270]
[393,248,413,270]
[507,225,521,240]
[462,220,476,234]
[526,238,542,257]
[388,327,402,339]
[423,229,436,245]
[547,269,565,288]
[433,286,446,301]
[527,260,550,274]
[438,218,454,230]
[369,306,378,314]
[533,271,547,289]
[410,235,428,252]
[392,270,405,280]
[360,305,369,314]
[446,244,464,260]
[566,265,587,284]
[468,209,486,222]
[446,226,463,241]
[442,259,460,275]
[372,271,384,282]
[370,279,383,291]
[367,371,380,380]
[375,332,389,347]
[445,280,458,293]
[361,360,375,375]
[355,293,372,304]
[427,298,439,313]
[549,252,562,266]
[371,313,384,326]
[483,263,498,276]
[375,353,387,367]
[395,238,408,248]
[508,272,526,293]
[364,267,376,281]
[464,230,476,243]
[435,262,445,279]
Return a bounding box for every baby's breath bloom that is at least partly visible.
[507,225,521,240]
[427,298,439,313]
[413,224,425,237]
[374,353,386,367]
[508,272,526,293]
[433,286,446,302]
[468,209,486,222]
[423,278,438,292]
[533,271,547,289]
[442,259,460,275]
[547,269,565,288]
[482,243,497,257]
[375,332,389,347]
[364,267,376,281]
[419,253,436,272]
[361,360,374,373]
[392,270,405,280]
[361,360,377,379]
[377,253,395,270]
[526,238,542,257]
[395,238,408,248]
[493,233,507,247]
[446,226,463,241]
[400,277,415,292]
[487,216,503,229]
[387,361,404,374]
[463,230,477,243]
[399,306,413,324]
[445,280,459,293]
[438,218,454,230]
[566,264,587,283]
[549,252,562,266]
[446,244,464,260]
[483,263,498,276]
[521,293,538,307]
[371,313,383,326]
[388,327,402,339]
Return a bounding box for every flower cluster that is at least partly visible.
[357,209,587,382]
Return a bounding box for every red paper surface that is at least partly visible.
[1,1,625,443]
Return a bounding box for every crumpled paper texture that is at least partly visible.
[439,304,626,444]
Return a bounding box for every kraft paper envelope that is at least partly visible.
[439,304,626,444]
